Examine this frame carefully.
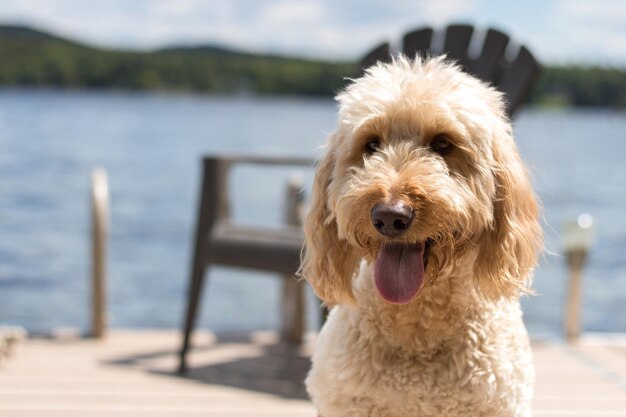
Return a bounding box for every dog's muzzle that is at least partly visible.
[370,200,428,304]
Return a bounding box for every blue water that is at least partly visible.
[0,89,625,337]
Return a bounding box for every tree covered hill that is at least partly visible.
[0,25,354,95]
[0,25,624,107]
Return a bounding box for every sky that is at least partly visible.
[0,0,625,66]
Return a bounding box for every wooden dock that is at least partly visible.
[0,330,625,416]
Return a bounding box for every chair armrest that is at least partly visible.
[198,154,315,224]
[203,154,315,168]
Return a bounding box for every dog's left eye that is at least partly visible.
[365,136,381,154]
[430,134,453,154]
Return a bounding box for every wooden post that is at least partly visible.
[280,175,305,343]
[562,214,593,343]
[91,168,109,339]
[564,249,587,342]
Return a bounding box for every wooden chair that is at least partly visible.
[178,155,313,373]
[360,24,540,117]
[178,23,540,373]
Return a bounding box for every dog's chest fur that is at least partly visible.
[306,265,534,417]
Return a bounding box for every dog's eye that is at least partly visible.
[430,134,453,155]
[365,136,381,154]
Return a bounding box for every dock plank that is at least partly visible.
[0,331,625,416]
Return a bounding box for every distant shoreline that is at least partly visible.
[2,86,625,113]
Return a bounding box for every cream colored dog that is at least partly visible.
[301,56,542,417]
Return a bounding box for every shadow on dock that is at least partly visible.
[103,332,312,400]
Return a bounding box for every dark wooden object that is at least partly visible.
[179,24,540,374]
[178,155,312,373]
[360,24,541,117]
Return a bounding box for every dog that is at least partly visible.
[300,56,542,417]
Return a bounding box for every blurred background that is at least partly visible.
[0,0,625,339]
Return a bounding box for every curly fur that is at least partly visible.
[301,56,542,417]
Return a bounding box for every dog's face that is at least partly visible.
[302,57,542,306]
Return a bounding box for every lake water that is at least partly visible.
[0,89,625,338]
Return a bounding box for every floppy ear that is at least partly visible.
[474,127,543,299]
[300,145,360,306]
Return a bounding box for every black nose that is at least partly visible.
[370,201,414,238]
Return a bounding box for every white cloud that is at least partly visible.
[151,0,206,16]
[260,1,325,24]
[552,0,626,64]
[0,0,624,63]
[420,0,477,24]
[561,0,626,23]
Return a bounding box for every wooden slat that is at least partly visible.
[442,24,474,69]
[470,28,510,82]
[356,24,539,116]
[359,42,391,74]
[497,45,541,116]
[402,28,434,59]
[208,223,303,275]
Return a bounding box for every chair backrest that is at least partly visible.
[359,24,540,117]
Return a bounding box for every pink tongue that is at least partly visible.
[374,242,425,304]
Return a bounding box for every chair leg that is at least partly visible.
[320,301,330,326]
[178,261,207,374]
[179,158,223,374]
[280,276,305,344]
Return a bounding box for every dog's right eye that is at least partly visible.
[430,134,453,155]
[365,136,381,154]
